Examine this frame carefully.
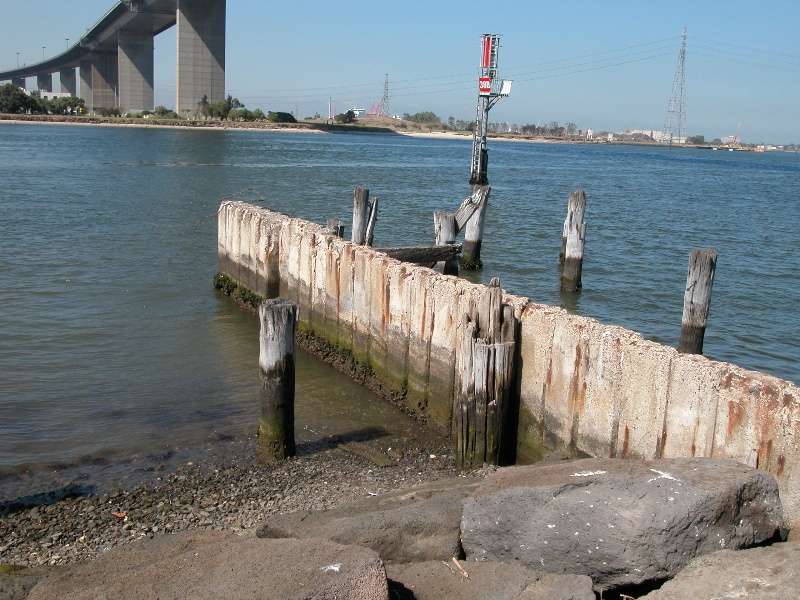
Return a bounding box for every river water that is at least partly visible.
[0,123,797,487]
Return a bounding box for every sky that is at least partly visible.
[2,0,799,144]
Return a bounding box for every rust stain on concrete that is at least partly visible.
[727,401,744,439]
[382,277,390,336]
[570,344,583,412]
[760,438,774,471]
[622,425,630,458]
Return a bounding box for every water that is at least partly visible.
[0,123,797,486]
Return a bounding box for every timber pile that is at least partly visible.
[455,279,518,470]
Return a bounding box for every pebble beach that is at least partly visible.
[0,432,460,568]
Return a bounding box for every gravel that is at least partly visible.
[0,433,460,568]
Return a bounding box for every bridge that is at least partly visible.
[0,0,225,116]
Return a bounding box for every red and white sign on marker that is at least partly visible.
[478,77,492,95]
[481,36,492,69]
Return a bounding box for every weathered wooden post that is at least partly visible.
[678,248,717,354]
[364,197,378,247]
[351,187,378,246]
[434,211,459,275]
[560,190,586,292]
[351,187,370,244]
[461,186,489,270]
[326,219,345,237]
[455,280,517,470]
[257,298,297,462]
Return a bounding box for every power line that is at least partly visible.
[228,39,682,101]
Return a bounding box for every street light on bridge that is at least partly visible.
[16,53,20,67]
[42,46,46,60]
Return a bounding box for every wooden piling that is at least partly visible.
[351,187,370,244]
[678,248,718,354]
[257,298,298,462]
[434,212,459,275]
[455,282,517,470]
[560,190,586,292]
[365,197,378,247]
[326,219,345,237]
[460,186,490,270]
[561,190,587,263]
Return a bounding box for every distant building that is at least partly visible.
[350,107,365,117]
[27,90,73,101]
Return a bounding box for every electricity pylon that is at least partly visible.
[663,27,687,145]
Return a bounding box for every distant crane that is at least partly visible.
[662,27,687,146]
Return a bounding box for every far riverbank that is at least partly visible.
[0,113,666,148]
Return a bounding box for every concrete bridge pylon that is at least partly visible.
[1,0,227,117]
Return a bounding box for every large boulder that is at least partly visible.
[387,560,594,600]
[24,531,387,600]
[257,476,482,563]
[640,542,800,599]
[461,458,783,591]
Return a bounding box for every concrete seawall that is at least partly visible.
[218,201,800,528]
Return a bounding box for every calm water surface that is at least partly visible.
[0,123,797,486]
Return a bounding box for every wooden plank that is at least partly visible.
[374,244,462,264]
[454,186,490,233]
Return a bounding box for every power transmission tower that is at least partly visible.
[663,27,687,145]
[381,74,389,117]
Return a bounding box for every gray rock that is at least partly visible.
[257,475,482,563]
[640,542,800,600]
[461,457,783,591]
[23,531,387,600]
[387,560,594,600]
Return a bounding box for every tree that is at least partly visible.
[267,111,297,123]
[566,122,577,135]
[687,135,705,145]
[334,109,356,124]
[0,83,41,114]
[47,95,85,115]
[402,111,441,124]
[149,105,181,119]
[196,94,210,119]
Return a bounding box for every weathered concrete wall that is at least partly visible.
[218,201,800,529]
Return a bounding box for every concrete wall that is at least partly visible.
[36,73,52,93]
[218,201,800,528]
[59,68,76,96]
[176,0,226,116]
[91,51,118,111]
[79,59,92,104]
[118,29,154,114]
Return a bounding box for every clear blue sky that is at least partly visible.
[2,0,799,144]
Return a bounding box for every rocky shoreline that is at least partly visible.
[0,432,461,569]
